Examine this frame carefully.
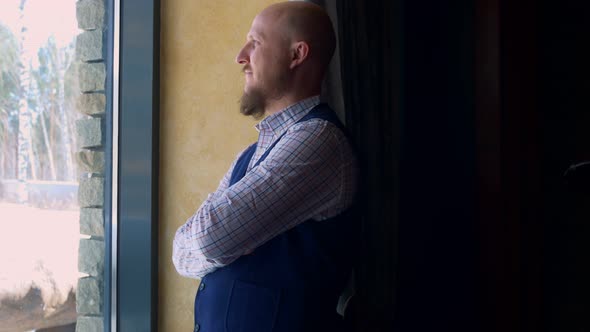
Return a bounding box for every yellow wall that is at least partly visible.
[159,1,278,330]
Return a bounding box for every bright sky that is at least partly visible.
[0,0,78,65]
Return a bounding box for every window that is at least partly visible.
[0,0,87,330]
[0,0,159,330]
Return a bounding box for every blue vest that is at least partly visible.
[193,104,355,332]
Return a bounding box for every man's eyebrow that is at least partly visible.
[247,31,265,42]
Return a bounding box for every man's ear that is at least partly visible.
[290,41,309,69]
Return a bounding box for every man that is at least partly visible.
[173,2,358,331]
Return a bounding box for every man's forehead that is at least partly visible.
[247,14,276,41]
[247,22,266,40]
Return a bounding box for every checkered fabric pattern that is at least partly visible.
[173,96,358,278]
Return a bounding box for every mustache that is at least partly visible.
[242,66,251,73]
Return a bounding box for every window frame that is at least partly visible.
[105,0,160,330]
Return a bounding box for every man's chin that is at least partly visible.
[243,84,255,95]
[239,91,266,120]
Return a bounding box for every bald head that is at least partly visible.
[236,2,337,117]
[259,2,336,70]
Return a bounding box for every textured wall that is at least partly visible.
[75,1,106,331]
[159,1,278,330]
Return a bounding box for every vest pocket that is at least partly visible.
[225,280,281,332]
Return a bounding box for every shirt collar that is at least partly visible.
[255,95,321,138]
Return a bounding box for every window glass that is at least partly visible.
[0,1,89,330]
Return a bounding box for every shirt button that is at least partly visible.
[194,323,200,332]
[199,282,205,291]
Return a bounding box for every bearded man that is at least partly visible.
[173,2,358,331]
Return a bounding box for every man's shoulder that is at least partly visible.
[288,104,345,138]
[282,116,350,158]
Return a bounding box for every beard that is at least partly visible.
[239,66,290,119]
[239,88,266,120]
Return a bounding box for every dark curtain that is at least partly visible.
[335,0,590,331]
[335,1,402,331]
[336,0,477,331]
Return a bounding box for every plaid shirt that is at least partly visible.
[173,96,358,279]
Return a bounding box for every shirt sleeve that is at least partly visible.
[172,148,241,279]
[172,120,354,279]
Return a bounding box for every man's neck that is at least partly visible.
[264,92,320,116]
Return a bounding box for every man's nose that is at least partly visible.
[235,47,249,65]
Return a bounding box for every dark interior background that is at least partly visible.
[328,0,590,331]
